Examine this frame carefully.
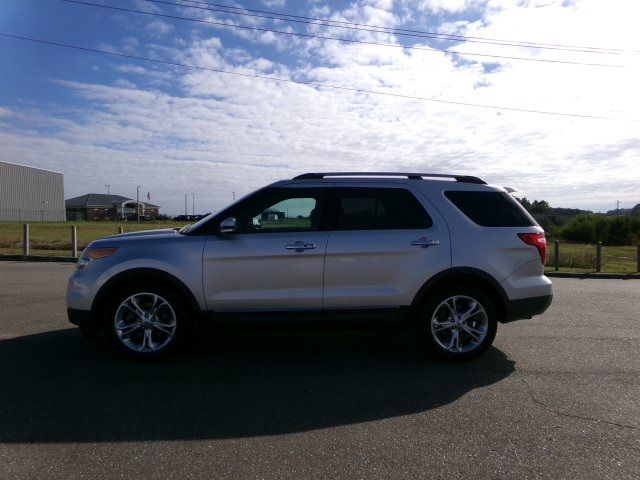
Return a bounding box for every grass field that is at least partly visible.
[1,221,638,272]
[545,242,638,274]
[0,221,188,256]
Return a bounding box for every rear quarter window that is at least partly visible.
[445,191,536,227]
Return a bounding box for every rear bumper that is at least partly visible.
[503,294,553,323]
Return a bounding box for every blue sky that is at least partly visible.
[1,0,639,215]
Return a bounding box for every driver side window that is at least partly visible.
[232,188,325,233]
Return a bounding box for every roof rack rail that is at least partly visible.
[293,172,486,184]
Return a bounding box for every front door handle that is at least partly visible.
[411,237,440,248]
[285,241,316,251]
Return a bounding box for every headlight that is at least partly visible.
[76,247,118,270]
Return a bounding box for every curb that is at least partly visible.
[0,255,77,263]
[546,271,640,280]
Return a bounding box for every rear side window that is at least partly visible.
[339,188,432,230]
[445,191,536,227]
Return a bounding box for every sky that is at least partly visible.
[1,0,639,215]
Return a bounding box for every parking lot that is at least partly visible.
[0,262,639,479]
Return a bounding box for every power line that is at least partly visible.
[1,32,636,122]
[150,0,636,56]
[59,0,625,68]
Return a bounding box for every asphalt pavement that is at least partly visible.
[0,262,638,479]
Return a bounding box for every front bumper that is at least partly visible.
[67,308,100,334]
[503,294,553,323]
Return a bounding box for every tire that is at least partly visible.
[103,283,185,360]
[417,285,497,361]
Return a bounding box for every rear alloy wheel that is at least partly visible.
[421,287,497,360]
[106,287,184,359]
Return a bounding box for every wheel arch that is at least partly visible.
[92,268,202,323]
[410,267,508,323]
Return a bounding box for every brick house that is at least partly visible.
[65,193,159,221]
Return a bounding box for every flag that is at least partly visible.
[147,192,151,201]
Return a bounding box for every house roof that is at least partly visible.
[65,193,159,208]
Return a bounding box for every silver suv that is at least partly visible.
[67,172,552,360]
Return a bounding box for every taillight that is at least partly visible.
[518,233,546,263]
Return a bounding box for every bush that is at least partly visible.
[558,214,640,246]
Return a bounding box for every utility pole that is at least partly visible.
[616,200,620,216]
[136,185,142,222]
[191,193,195,216]
[232,191,236,201]
[184,193,189,216]
[104,184,111,195]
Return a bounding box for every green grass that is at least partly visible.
[0,220,188,256]
[545,242,638,274]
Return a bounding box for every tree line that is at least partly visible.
[516,198,640,246]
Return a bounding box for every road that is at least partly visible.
[0,262,639,479]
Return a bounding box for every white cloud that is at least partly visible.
[114,79,138,89]
[262,0,287,8]
[146,20,175,38]
[113,64,147,75]
[414,0,474,13]
[3,0,640,214]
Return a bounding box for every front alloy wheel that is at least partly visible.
[114,292,177,354]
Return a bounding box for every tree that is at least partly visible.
[531,200,551,214]
[515,197,532,211]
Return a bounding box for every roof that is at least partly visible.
[292,172,486,184]
[0,160,64,175]
[65,193,159,208]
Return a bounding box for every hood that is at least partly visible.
[108,228,177,239]
[89,228,182,248]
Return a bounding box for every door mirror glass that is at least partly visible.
[219,217,237,234]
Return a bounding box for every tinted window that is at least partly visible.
[445,191,536,227]
[251,197,317,231]
[229,188,326,233]
[339,188,431,230]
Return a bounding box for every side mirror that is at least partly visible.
[219,217,237,234]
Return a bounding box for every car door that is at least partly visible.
[323,184,451,310]
[202,186,330,313]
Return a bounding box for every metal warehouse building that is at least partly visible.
[0,161,65,221]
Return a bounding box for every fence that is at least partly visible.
[546,240,640,274]
[1,224,128,258]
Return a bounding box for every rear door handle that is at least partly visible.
[285,241,316,251]
[411,238,440,248]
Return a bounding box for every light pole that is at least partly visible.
[232,191,236,201]
[104,184,111,195]
[40,200,48,222]
[136,185,142,222]
[185,193,195,216]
